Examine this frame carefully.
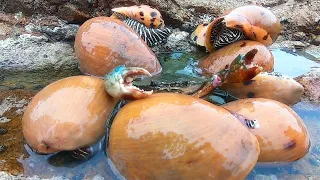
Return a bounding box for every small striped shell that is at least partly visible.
[124,19,171,47]
[112,5,164,28]
[220,72,304,106]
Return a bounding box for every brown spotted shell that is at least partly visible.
[198,40,274,76]
[112,5,164,28]
[74,16,162,77]
[22,76,119,154]
[220,72,304,106]
[223,98,310,162]
[205,5,280,52]
[108,93,260,180]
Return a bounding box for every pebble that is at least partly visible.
[0,145,7,153]
[0,127,8,135]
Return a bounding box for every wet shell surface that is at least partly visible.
[198,40,274,76]
[220,72,304,106]
[190,23,209,47]
[112,5,165,28]
[74,16,162,77]
[223,98,310,162]
[205,5,280,52]
[108,93,260,180]
[22,76,119,154]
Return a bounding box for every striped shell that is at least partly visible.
[112,5,164,28]
[223,98,310,162]
[108,93,260,179]
[205,5,280,52]
[220,72,304,106]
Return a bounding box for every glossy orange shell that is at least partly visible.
[112,5,164,28]
[190,23,209,47]
[22,76,119,154]
[205,5,280,52]
[74,16,162,77]
[220,72,304,106]
[199,40,274,76]
[108,93,260,180]
[223,98,310,162]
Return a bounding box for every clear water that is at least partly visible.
[1,49,320,179]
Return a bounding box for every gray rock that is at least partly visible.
[296,67,320,102]
[0,34,77,71]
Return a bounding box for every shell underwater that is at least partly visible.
[1,4,319,180]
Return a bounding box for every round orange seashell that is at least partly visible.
[22,76,119,154]
[223,98,310,162]
[198,40,274,77]
[74,17,162,77]
[108,93,260,180]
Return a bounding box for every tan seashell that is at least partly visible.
[22,76,118,154]
[108,93,260,180]
[223,98,310,162]
[220,72,304,106]
[74,16,162,77]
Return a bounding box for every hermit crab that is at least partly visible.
[110,4,172,47]
[192,5,281,52]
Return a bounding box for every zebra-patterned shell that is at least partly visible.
[204,5,280,52]
[112,5,165,28]
[124,19,172,47]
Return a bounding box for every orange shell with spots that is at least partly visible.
[22,76,119,154]
[198,40,274,78]
[190,23,209,46]
[205,5,280,52]
[108,93,260,180]
[74,17,162,77]
[223,98,310,162]
[112,5,164,28]
[220,72,304,106]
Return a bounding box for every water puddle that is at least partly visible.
[0,49,319,179]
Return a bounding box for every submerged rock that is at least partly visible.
[0,34,77,71]
[296,67,320,102]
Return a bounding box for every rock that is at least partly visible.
[0,96,29,123]
[292,32,307,41]
[57,3,91,23]
[0,34,77,71]
[305,45,320,61]
[269,40,309,50]
[151,29,199,52]
[295,67,320,102]
[310,35,320,46]
[254,174,278,180]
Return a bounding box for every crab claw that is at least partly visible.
[104,65,153,100]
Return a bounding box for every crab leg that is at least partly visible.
[104,65,153,100]
[192,48,262,98]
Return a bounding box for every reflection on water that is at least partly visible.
[1,49,320,179]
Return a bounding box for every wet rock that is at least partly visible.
[0,34,77,71]
[310,35,320,46]
[305,45,320,60]
[295,67,320,102]
[152,29,199,52]
[269,40,309,50]
[0,128,8,135]
[0,96,29,123]
[292,32,307,41]
[57,3,91,23]
[254,174,278,180]
[0,145,7,153]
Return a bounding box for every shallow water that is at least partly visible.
[0,49,320,179]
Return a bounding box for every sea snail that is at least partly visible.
[223,98,310,162]
[111,5,172,47]
[220,72,304,106]
[74,16,162,77]
[107,93,260,179]
[199,5,280,52]
[22,67,153,158]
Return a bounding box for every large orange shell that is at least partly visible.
[74,17,162,77]
[220,72,304,106]
[22,76,119,154]
[108,93,260,180]
[198,40,274,76]
[223,98,310,162]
